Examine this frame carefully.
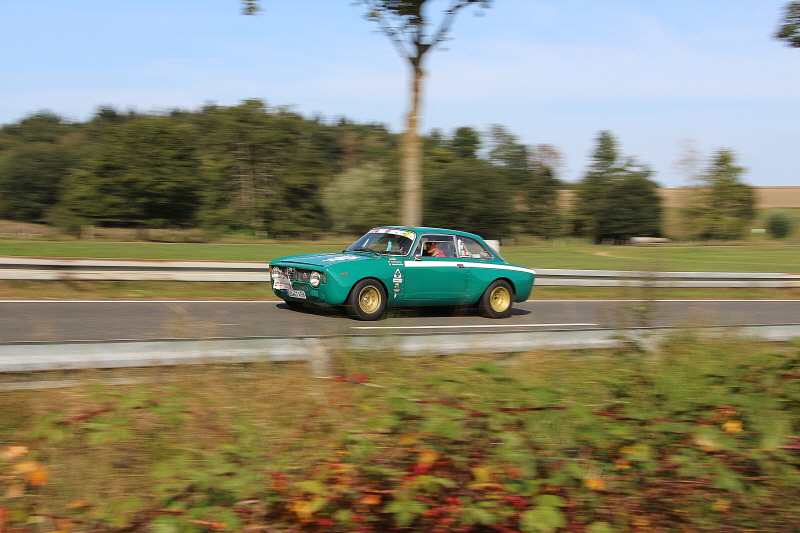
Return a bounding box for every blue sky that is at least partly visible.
[2,0,798,187]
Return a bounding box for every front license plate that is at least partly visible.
[272,275,291,291]
[286,289,307,299]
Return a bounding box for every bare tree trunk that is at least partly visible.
[401,60,424,227]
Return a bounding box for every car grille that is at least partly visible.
[286,267,313,284]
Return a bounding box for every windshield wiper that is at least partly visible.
[344,247,379,255]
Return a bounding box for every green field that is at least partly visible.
[2,238,799,273]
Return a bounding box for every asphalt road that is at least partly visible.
[1,299,799,343]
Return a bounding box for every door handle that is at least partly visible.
[457,264,465,269]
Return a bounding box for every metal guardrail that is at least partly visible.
[1,257,799,287]
[0,257,271,282]
[533,268,800,288]
[2,324,800,384]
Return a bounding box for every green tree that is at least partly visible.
[323,163,397,233]
[0,111,73,148]
[422,127,461,184]
[487,124,528,172]
[450,126,480,158]
[0,143,77,222]
[487,126,563,237]
[682,149,756,240]
[525,144,564,238]
[424,158,512,239]
[194,100,335,236]
[242,0,492,227]
[62,115,201,227]
[603,166,662,240]
[321,120,400,233]
[0,112,81,222]
[776,2,800,47]
[420,125,522,240]
[573,131,662,243]
[572,131,617,238]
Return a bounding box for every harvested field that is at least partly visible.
[0,220,61,239]
[559,186,800,210]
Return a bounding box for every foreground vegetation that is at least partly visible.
[3,335,800,532]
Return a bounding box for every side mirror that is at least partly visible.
[414,253,422,261]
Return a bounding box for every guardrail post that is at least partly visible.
[306,343,332,377]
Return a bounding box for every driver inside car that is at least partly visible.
[423,241,446,257]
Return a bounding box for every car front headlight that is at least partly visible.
[271,266,282,277]
[310,271,322,288]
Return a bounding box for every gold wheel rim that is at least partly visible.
[358,286,381,314]
[489,286,511,313]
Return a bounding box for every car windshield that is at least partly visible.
[345,228,416,256]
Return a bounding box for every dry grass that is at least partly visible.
[560,187,800,211]
[755,187,800,209]
[0,220,207,242]
[0,220,62,239]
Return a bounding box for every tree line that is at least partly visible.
[0,101,761,242]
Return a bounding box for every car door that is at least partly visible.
[402,234,469,304]
[453,235,504,302]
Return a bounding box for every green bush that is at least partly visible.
[767,212,794,239]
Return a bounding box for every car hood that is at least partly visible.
[272,252,382,268]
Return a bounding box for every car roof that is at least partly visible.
[378,226,485,240]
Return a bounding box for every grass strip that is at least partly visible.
[2,238,800,272]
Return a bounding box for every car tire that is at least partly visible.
[478,279,514,319]
[347,279,387,320]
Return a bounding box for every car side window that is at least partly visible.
[457,237,494,259]
[415,234,456,258]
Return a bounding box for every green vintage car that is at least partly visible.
[269,226,536,320]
